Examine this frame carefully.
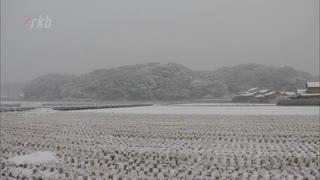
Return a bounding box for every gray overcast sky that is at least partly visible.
[1,0,319,82]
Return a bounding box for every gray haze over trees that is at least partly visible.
[22,63,315,101]
[1,0,319,83]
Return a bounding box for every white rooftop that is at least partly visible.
[247,87,259,93]
[297,89,307,94]
[242,92,257,97]
[306,82,320,88]
[281,92,296,96]
[258,89,270,94]
[299,93,320,96]
[264,91,277,96]
[297,88,320,96]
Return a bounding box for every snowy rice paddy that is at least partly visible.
[0,106,319,179]
[71,105,320,115]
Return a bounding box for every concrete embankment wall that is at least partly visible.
[277,99,320,106]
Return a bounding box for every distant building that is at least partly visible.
[247,87,260,93]
[232,88,282,103]
[257,89,271,94]
[280,91,297,98]
[296,82,320,99]
[306,82,320,93]
[263,91,282,99]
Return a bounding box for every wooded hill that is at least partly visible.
[23,63,316,101]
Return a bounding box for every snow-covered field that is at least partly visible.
[71,105,320,115]
[1,107,319,179]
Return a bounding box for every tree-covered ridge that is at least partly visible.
[212,64,315,93]
[23,63,315,101]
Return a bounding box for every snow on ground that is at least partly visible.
[0,101,43,108]
[1,112,319,179]
[172,103,275,106]
[70,105,320,115]
[8,151,59,165]
[3,166,60,179]
[1,113,318,179]
[1,105,319,179]
[24,108,58,114]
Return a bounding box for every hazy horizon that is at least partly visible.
[1,0,319,83]
[1,62,319,84]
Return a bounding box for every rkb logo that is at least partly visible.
[24,15,52,29]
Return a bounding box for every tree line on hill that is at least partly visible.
[22,63,316,101]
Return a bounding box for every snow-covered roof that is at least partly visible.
[241,93,255,97]
[299,93,320,96]
[296,89,320,96]
[306,82,320,88]
[264,91,278,96]
[258,89,270,94]
[281,92,296,96]
[297,89,307,94]
[247,87,259,93]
